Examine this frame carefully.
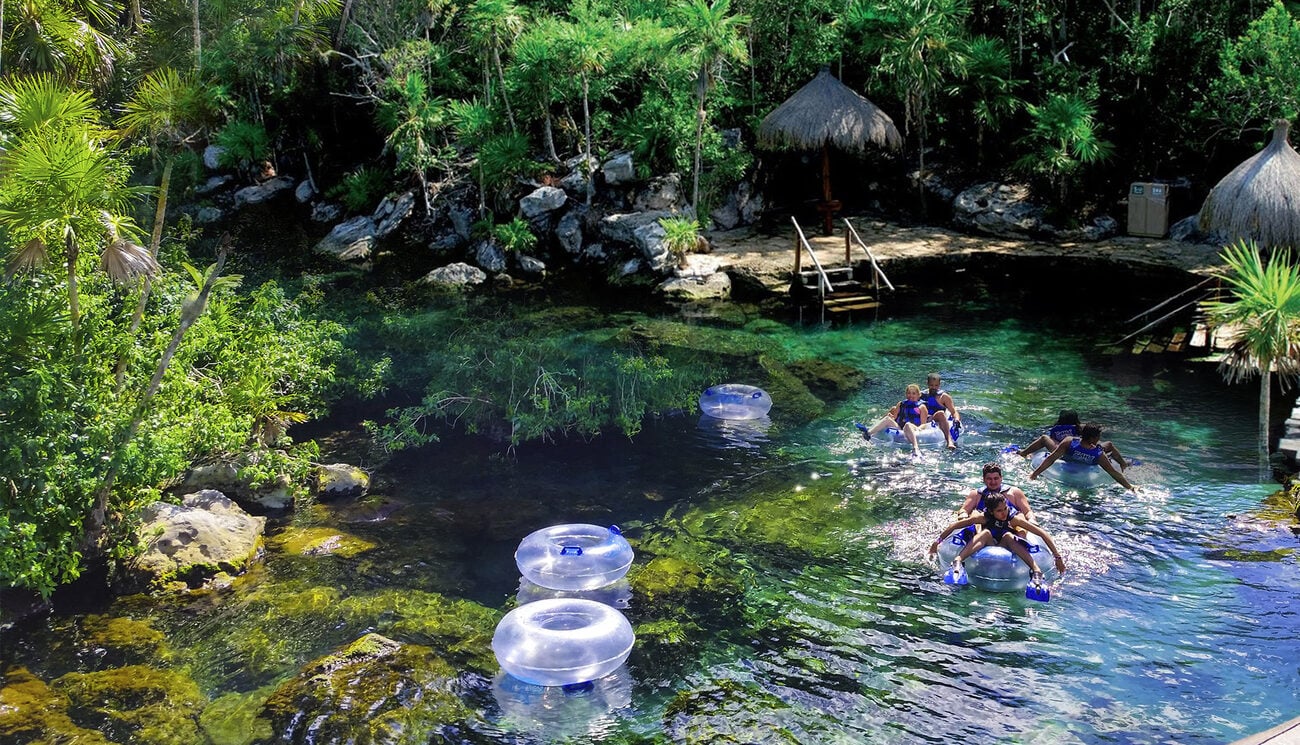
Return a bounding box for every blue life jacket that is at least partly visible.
[1048,423,1079,442]
[1064,439,1104,465]
[923,389,947,415]
[897,399,923,426]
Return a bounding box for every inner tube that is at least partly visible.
[937,529,1058,592]
[1030,451,1114,488]
[492,598,635,686]
[515,524,634,591]
[699,384,773,420]
[884,421,949,447]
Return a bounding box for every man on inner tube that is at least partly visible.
[956,462,1035,524]
[922,372,961,450]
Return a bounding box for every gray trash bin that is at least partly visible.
[1128,182,1170,238]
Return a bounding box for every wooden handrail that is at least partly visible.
[792,217,833,294]
[843,218,895,291]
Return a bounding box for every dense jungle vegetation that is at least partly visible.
[2,0,1298,596]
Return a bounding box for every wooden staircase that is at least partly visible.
[789,217,893,322]
[1101,277,1231,356]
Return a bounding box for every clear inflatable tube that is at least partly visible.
[937,529,1058,592]
[492,598,636,686]
[515,524,634,591]
[884,421,948,447]
[698,384,773,420]
[1030,451,1114,488]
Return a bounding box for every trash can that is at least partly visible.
[1127,182,1170,238]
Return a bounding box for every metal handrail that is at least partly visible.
[843,218,895,292]
[791,217,833,295]
[1121,276,1216,324]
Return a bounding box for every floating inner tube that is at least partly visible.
[492,598,635,686]
[937,529,1058,593]
[515,524,634,591]
[1030,451,1114,488]
[699,384,773,420]
[884,421,948,447]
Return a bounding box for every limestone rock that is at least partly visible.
[134,490,267,587]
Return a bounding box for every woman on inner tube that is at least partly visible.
[1029,422,1136,491]
[929,493,1067,585]
[862,383,930,456]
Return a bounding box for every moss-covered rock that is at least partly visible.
[53,664,206,745]
[80,614,173,668]
[251,633,470,744]
[314,463,370,499]
[200,686,276,745]
[268,525,377,557]
[664,679,805,743]
[338,588,500,672]
[0,666,110,744]
[133,490,267,590]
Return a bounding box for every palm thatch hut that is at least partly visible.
[1198,119,1300,249]
[757,66,902,234]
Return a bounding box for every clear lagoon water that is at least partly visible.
[4,283,1298,744]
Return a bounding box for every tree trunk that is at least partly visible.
[692,67,706,212]
[115,157,173,390]
[493,49,516,132]
[193,0,201,72]
[66,232,80,355]
[582,74,593,206]
[335,0,355,48]
[541,92,559,163]
[1259,364,1272,481]
[88,244,230,545]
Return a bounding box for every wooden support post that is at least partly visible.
[793,234,801,274]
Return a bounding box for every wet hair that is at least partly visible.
[1055,409,1080,426]
[1080,422,1103,441]
[982,462,1002,476]
[983,493,1008,512]
[927,372,941,384]
[905,383,922,396]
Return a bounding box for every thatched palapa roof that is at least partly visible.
[1199,119,1300,249]
[757,67,902,154]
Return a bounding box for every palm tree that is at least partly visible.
[3,0,123,85]
[466,0,526,132]
[0,77,155,351]
[377,71,450,212]
[558,16,611,206]
[512,18,567,163]
[672,0,749,213]
[955,35,1022,167]
[116,67,213,385]
[1014,91,1114,206]
[1202,239,1300,480]
[846,0,969,180]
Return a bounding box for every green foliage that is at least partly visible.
[1014,90,1114,206]
[1205,0,1300,136]
[659,215,702,266]
[475,131,534,195]
[492,217,538,253]
[328,167,392,213]
[214,119,271,173]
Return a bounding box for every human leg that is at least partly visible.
[933,411,956,448]
[902,423,921,455]
[1000,533,1040,575]
[1015,435,1057,458]
[866,416,898,438]
[1102,441,1128,469]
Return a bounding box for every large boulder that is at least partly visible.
[313,216,376,261]
[603,152,636,185]
[133,490,266,588]
[314,463,370,500]
[233,176,296,208]
[952,182,1049,238]
[423,262,488,288]
[520,186,568,219]
[373,191,416,238]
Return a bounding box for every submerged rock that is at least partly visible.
[251,633,470,744]
[54,664,206,744]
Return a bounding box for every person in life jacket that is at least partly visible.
[1029,422,1136,491]
[955,461,1035,523]
[921,372,961,450]
[1012,409,1129,469]
[862,383,930,456]
[929,493,1067,583]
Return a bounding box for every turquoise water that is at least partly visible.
[4,301,1298,744]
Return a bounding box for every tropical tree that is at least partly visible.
[1204,0,1300,140]
[512,17,567,162]
[845,0,969,179]
[557,14,612,206]
[116,67,213,384]
[1,0,123,85]
[952,34,1021,166]
[377,71,451,212]
[1202,239,1300,481]
[1014,90,1114,206]
[465,0,526,132]
[671,0,749,211]
[0,77,155,351]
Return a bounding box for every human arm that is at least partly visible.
[956,489,979,519]
[1013,517,1067,574]
[929,515,982,555]
[1028,438,1071,480]
[1008,486,1035,523]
